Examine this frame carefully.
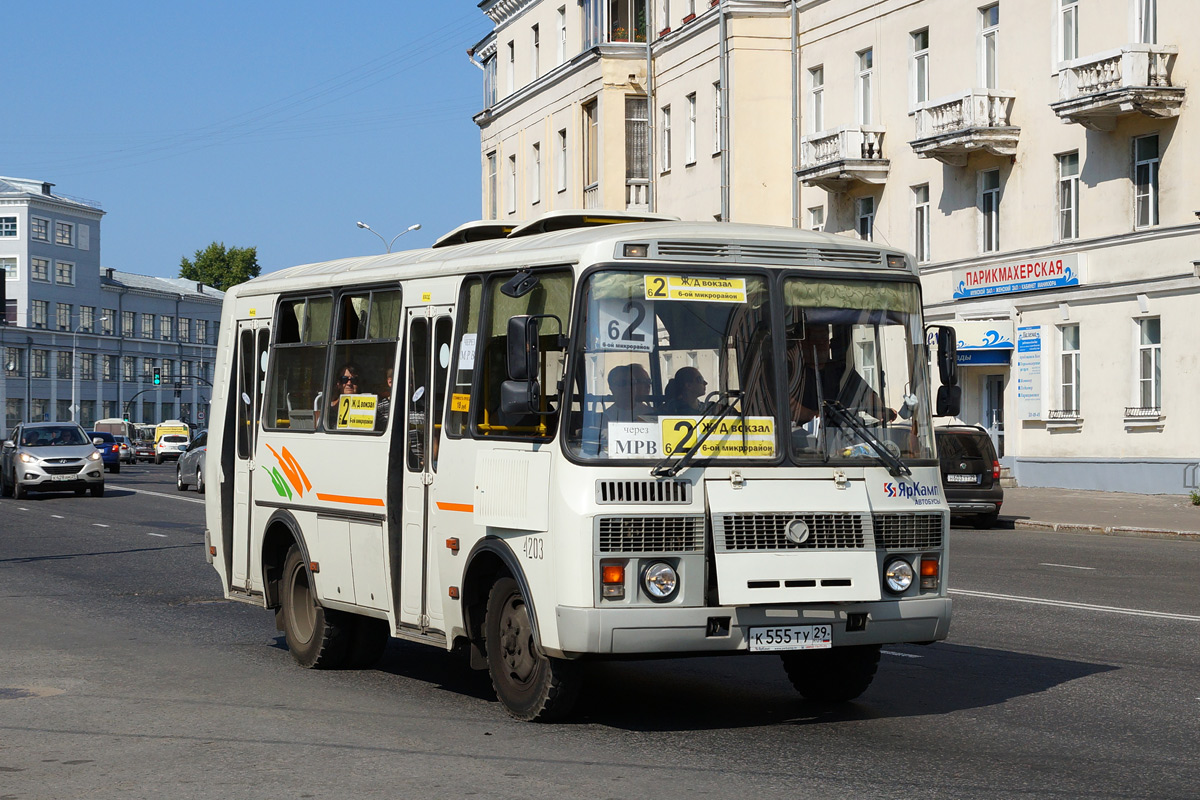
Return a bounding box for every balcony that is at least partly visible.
[584,183,600,209]
[1051,44,1183,131]
[910,90,1019,166]
[626,178,649,211]
[796,127,889,193]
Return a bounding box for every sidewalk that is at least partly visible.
[997,486,1200,539]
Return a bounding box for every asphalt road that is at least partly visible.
[1,464,1198,799]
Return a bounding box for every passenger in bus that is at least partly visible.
[375,368,394,431]
[661,367,708,415]
[599,363,655,426]
[789,323,895,425]
[323,362,362,427]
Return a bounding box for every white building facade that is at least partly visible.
[1,177,223,437]
[471,0,1199,494]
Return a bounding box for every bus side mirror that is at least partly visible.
[506,315,540,381]
[928,324,959,387]
[936,385,962,417]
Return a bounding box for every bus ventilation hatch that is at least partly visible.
[595,479,693,505]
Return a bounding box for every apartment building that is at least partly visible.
[1,177,223,436]
[471,0,1199,493]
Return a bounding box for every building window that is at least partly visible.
[856,49,873,125]
[1136,317,1161,410]
[506,41,515,95]
[142,358,155,382]
[1059,324,1080,414]
[856,196,875,241]
[195,318,208,344]
[55,221,74,246]
[1,257,15,281]
[660,104,672,171]
[685,92,697,165]
[31,257,49,282]
[486,151,498,219]
[123,356,135,382]
[809,66,824,133]
[55,261,74,285]
[483,56,496,108]
[913,184,931,263]
[162,359,173,382]
[531,24,540,79]
[980,168,1001,252]
[102,312,115,336]
[32,300,48,329]
[181,360,191,380]
[981,5,999,90]
[56,303,72,331]
[1134,134,1159,228]
[56,351,72,380]
[80,353,95,381]
[1058,151,1080,240]
[141,313,154,339]
[557,129,568,192]
[80,306,95,332]
[584,100,600,188]
[160,315,173,340]
[122,310,135,338]
[4,300,14,325]
[1060,0,1079,62]
[5,348,22,377]
[531,143,542,205]
[178,317,191,342]
[507,154,518,214]
[1135,0,1156,44]
[32,350,49,378]
[31,217,49,241]
[0,217,15,237]
[712,81,722,153]
[558,6,567,64]
[912,29,929,107]
[103,355,116,381]
[625,96,650,184]
[808,206,825,232]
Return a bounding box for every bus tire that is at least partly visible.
[485,576,579,722]
[345,615,390,669]
[280,544,350,669]
[780,644,881,703]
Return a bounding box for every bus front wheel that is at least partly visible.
[485,576,579,722]
[780,644,881,703]
[280,544,349,669]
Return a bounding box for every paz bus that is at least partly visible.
[203,212,961,721]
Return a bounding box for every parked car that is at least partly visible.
[86,431,122,474]
[176,431,208,493]
[1,422,105,498]
[113,435,135,464]
[934,424,1003,529]
[155,434,190,464]
[133,439,156,462]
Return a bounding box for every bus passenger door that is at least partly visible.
[231,320,270,593]
[398,306,453,632]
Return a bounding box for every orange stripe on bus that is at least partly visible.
[436,501,474,513]
[315,493,385,507]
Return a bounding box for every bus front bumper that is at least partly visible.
[551,596,951,658]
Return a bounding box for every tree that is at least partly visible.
[179,242,261,292]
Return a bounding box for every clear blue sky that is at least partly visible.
[6,2,492,278]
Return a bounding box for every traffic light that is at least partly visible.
[153,367,161,386]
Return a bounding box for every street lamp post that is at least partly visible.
[356,221,421,253]
[71,316,107,423]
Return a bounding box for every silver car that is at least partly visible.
[1,422,106,499]
[176,430,207,493]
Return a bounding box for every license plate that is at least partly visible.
[51,474,72,482]
[946,474,979,483]
[748,624,832,652]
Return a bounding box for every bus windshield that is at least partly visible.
[564,269,935,465]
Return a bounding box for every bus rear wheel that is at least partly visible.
[280,544,349,669]
[780,644,881,703]
[485,576,579,722]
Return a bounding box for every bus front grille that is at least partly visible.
[597,515,705,553]
[873,512,944,550]
[596,479,692,504]
[714,513,870,552]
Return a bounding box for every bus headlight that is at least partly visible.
[642,562,678,601]
[883,558,914,594]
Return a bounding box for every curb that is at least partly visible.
[1011,519,1200,541]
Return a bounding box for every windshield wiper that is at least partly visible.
[651,390,740,478]
[823,401,911,477]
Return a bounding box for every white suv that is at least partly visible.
[155,434,190,465]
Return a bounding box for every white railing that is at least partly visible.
[1058,44,1177,101]
[800,126,886,168]
[583,184,600,209]
[914,90,1015,139]
[625,179,649,209]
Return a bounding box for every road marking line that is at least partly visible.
[882,650,923,658]
[51,515,64,519]
[93,523,110,528]
[106,485,204,505]
[1039,563,1096,570]
[147,533,168,538]
[950,588,1200,621]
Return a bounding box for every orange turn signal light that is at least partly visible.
[448,586,460,599]
[309,561,320,574]
[602,565,625,584]
[920,559,939,577]
[209,545,217,556]
[446,537,460,553]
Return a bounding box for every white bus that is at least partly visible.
[204,214,961,721]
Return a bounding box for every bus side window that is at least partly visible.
[445,277,482,439]
[264,295,331,431]
[323,288,402,434]
[474,269,572,439]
